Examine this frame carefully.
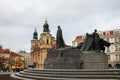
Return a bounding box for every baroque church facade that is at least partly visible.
[30,20,56,69]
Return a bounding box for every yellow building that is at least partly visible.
[0,46,25,70]
[10,52,25,69]
[30,20,56,69]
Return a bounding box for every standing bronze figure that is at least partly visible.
[56,26,65,49]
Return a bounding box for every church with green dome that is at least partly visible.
[30,20,56,69]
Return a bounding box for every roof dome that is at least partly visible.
[43,20,50,32]
[33,28,38,40]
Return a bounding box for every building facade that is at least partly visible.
[18,51,30,69]
[0,46,25,70]
[72,29,120,68]
[30,20,56,69]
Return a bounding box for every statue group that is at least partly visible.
[77,29,110,52]
[56,27,110,53]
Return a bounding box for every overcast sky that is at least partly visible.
[0,0,120,52]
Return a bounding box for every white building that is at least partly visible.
[18,51,30,69]
[72,29,120,68]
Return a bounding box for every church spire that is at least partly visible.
[33,28,38,40]
[45,18,47,23]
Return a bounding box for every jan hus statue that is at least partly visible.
[56,26,66,49]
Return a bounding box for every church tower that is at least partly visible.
[30,20,56,69]
[30,28,39,66]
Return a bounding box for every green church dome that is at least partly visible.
[33,28,38,40]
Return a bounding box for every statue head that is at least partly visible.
[58,26,60,29]
[86,33,88,35]
[94,29,97,33]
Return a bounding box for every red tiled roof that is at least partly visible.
[11,52,23,57]
[110,31,113,35]
[75,36,82,40]
[0,50,4,53]
[0,47,23,57]
[0,47,10,53]
[4,49,10,53]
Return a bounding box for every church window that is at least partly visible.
[47,38,49,44]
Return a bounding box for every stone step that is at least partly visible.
[11,69,120,80]
[29,69,120,72]
[15,72,120,80]
[25,70,120,75]
[10,73,35,80]
[19,71,120,79]
[15,73,65,80]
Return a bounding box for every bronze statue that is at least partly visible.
[56,26,65,49]
[80,33,93,51]
[78,29,110,52]
[92,29,101,51]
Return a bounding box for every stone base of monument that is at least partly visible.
[44,48,108,69]
[81,52,108,69]
[44,48,81,69]
[11,69,120,80]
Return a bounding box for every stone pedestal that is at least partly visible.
[44,48,81,69]
[44,48,108,69]
[81,53,108,69]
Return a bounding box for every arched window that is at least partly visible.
[46,38,49,44]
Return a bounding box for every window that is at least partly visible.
[116,46,120,51]
[46,39,49,44]
[103,32,106,36]
[115,46,117,51]
[110,31,113,35]
[108,55,110,60]
[107,47,110,52]
[118,38,120,42]
[115,37,120,42]
[106,32,109,36]
[115,54,120,61]
[106,38,109,42]
[115,31,119,35]
[0,53,2,57]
